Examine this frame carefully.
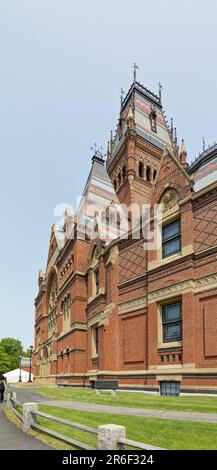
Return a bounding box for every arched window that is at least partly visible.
[146,165,151,182]
[122,165,126,180]
[153,167,157,181]
[62,295,70,321]
[118,172,121,185]
[67,295,70,318]
[139,161,144,178]
[48,275,57,313]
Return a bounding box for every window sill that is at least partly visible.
[87,288,105,305]
[158,341,182,350]
[148,245,194,271]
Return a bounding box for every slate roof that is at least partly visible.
[77,155,128,242]
[189,143,217,192]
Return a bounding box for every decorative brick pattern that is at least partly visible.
[119,242,146,283]
[194,204,217,253]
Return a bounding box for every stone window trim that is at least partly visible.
[61,294,71,335]
[146,163,151,182]
[162,302,182,343]
[157,298,183,350]
[149,106,157,133]
[91,265,100,298]
[92,324,99,359]
[162,219,181,259]
[153,167,158,181]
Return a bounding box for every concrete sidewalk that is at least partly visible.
[12,387,217,424]
[0,403,52,450]
[45,399,217,424]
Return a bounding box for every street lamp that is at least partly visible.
[19,356,22,382]
[28,345,33,383]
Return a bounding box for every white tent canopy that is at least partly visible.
[3,368,33,383]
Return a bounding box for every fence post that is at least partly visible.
[98,424,126,450]
[7,392,16,409]
[23,403,38,432]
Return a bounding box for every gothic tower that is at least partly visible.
[106,76,176,208]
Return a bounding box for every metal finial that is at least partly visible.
[119,88,125,107]
[158,82,163,103]
[202,137,206,152]
[133,62,139,84]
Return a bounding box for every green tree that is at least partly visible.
[23,348,32,357]
[0,338,23,370]
[0,345,11,374]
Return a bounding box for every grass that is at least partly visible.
[38,404,217,450]
[37,387,217,414]
[4,408,72,450]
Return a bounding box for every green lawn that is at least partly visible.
[37,387,217,414]
[38,405,217,450]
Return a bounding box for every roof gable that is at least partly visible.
[150,146,193,206]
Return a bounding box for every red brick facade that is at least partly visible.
[33,80,217,394]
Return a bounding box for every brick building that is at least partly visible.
[33,77,217,395]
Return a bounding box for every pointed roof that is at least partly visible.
[77,155,128,243]
[107,80,172,164]
[46,223,64,274]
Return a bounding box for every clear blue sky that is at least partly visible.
[0,0,216,348]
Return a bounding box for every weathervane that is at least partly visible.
[133,62,139,84]
[91,143,105,160]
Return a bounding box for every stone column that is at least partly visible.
[7,391,16,409]
[98,424,126,450]
[23,403,38,433]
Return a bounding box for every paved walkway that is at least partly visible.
[11,387,217,424]
[0,403,51,450]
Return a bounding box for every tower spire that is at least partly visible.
[119,88,125,108]
[170,118,174,141]
[132,62,139,84]
[158,82,162,104]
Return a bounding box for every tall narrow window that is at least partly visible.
[146,165,151,181]
[162,220,181,258]
[139,162,144,178]
[162,303,182,342]
[93,326,99,357]
[150,107,157,132]
[153,167,157,181]
[114,179,117,191]
[95,268,99,295]
[67,295,70,318]
[122,165,126,180]
[118,172,121,185]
